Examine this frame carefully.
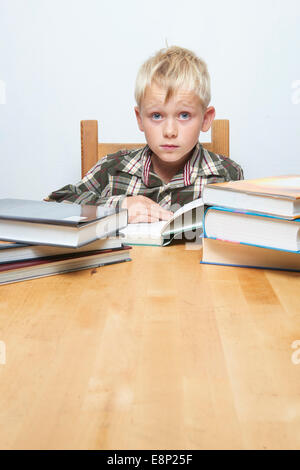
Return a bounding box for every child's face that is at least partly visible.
[135,82,215,169]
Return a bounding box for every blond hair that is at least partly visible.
[134,45,211,109]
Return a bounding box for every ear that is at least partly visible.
[134,106,144,132]
[201,106,216,132]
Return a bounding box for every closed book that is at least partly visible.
[0,198,127,247]
[0,245,132,285]
[203,206,300,252]
[202,175,300,219]
[119,198,204,246]
[201,238,300,272]
[0,238,123,264]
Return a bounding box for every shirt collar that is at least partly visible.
[119,142,221,187]
[117,145,148,179]
[187,142,223,184]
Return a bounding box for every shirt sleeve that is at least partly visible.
[220,156,244,182]
[235,162,244,181]
[45,156,126,209]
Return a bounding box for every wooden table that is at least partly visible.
[0,244,300,450]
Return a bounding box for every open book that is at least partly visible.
[119,198,204,246]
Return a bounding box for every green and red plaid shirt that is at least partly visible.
[47,142,244,210]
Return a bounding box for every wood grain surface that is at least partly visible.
[0,244,300,450]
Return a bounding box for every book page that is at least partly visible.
[120,221,165,239]
[162,198,204,235]
[172,198,204,219]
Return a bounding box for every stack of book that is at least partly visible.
[0,198,131,285]
[201,175,300,272]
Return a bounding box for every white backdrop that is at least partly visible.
[0,0,299,199]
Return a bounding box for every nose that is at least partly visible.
[163,118,178,138]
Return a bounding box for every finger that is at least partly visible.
[128,202,173,222]
[129,213,160,224]
[129,204,157,220]
[158,210,173,220]
[144,204,172,220]
[150,207,173,221]
[146,201,174,218]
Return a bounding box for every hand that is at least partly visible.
[121,196,173,223]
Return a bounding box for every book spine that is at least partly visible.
[204,236,300,254]
[200,260,300,273]
[0,258,132,285]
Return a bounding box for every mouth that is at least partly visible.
[160,145,179,149]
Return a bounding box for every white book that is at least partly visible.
[204,207,300,252]
[203,175,300,219]
[0,246,132,285]
[201,238,300,272]
[0,198,127,247]
[0,237,123,264]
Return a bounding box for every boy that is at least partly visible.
[46,46,243,223]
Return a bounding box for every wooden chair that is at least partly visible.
[81,119,229,178]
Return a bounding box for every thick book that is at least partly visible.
[0,198,128,247]
[202,175,300,219]
[201,238,300,272]
[204,206,300,252]
[0,238,123,264]
[118,198,204,246]
[0,245,132,285]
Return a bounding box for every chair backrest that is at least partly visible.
[81,119,229,178]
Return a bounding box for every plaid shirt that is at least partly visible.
[47,142,244,210]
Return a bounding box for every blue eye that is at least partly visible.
[152,113,162,120]
[180,112,190,119]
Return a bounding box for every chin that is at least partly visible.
[157,154,181,162]
[158,151,189,161]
